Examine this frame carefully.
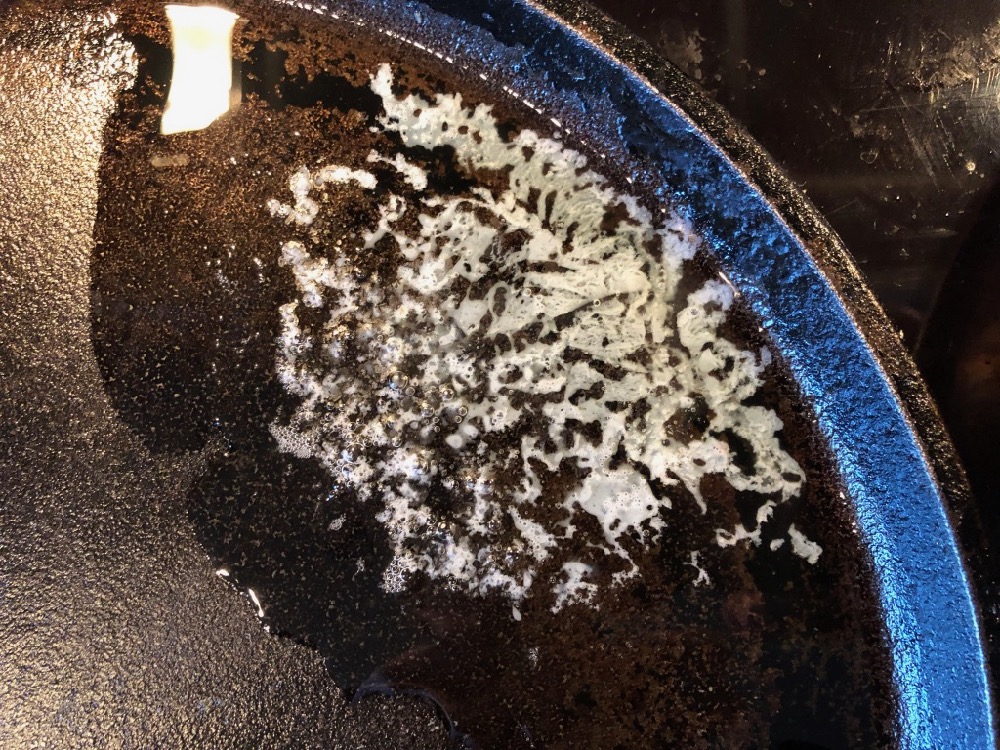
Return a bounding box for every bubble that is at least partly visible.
[326,341,344,361]
[458,406,468,416]
[455,416,463,424]
[404,385,416,396]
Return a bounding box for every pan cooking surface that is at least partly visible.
[93,2,890,746]
[6,0,987,747]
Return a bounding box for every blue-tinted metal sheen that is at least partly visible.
[296,0,996,746]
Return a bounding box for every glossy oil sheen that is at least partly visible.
[90,2,893,747]
[0,0,991,749]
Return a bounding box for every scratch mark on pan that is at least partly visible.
[826,197,860,218]
[896,95,940,186]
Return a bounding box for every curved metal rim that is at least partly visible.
[514,2,996,745]
[281,0,994,744]
[511,2,997,747]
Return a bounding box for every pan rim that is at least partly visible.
[274,0,997,744]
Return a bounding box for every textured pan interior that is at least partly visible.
[0,0,992,747]
[501,0,995,745]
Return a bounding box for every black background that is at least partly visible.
[593,0,1000,657]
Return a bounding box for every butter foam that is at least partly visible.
[267,64,813,611]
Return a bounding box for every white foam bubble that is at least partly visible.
[563,467,664,583]
[788,524,823,564]
[552,562,599,612]
[687,551,711,587]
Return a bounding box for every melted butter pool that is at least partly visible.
[89,3,896,748]
[267,62,813,611]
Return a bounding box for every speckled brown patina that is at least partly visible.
[85,3,896,748]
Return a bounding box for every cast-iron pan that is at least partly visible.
[0,0,992,748]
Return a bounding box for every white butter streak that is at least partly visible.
[267,64,814,611]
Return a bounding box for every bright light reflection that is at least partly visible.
[246,587,265,618]
[161,5,239,135]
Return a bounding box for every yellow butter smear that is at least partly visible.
[267,64,818,612]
